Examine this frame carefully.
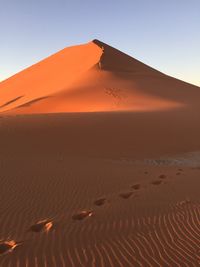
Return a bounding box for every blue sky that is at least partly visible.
[1,0,200,86]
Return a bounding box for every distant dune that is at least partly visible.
[0,39,199,114]
[0,40,200,266]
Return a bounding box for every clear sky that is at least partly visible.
[1,0,200,86]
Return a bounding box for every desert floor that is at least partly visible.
[0,113,200,266]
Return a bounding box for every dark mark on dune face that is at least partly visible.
[29,220,53,233]
[119,192,133,199]
[131,184,141,190]
[159,174,167,179]
[152,180,162,185]
[94,198,106,206]
[176,172,181,175]
[72,210,93,221]
[17,96,49,108]
[0,240,20,256]
[144,171,148,174]
[0,95,24,109]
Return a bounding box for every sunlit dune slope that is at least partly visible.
[0,39,199,114]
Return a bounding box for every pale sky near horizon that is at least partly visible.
[0,0,200,86]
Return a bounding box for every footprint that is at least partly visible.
[119,192,133,199]
[176,172,181,175]
[178,168,183,171]
[131,184,141,190]
[94,198,106,206]
[159,174,167,179]
[29,219,53,233]
[72,210,93,221]
[152,180,162,185]
[0,240,21,256]
[144,171,148,174]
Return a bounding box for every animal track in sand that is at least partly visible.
[29,219,53,233]
[131,184,141,190]
[0,240,21,256]
[72,210,93,221]
[94,198,106,206]
[159,174,167,179]
[152,180,162,185]
[176,172,181,175]
[119,192,133,199]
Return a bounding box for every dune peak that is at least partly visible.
[92,39,105,47]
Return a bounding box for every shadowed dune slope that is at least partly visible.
[0,39,199,114]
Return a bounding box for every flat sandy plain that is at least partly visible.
[0,40,200,266]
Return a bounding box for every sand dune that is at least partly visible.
[0,39,200,114]
[0,40,200,266]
